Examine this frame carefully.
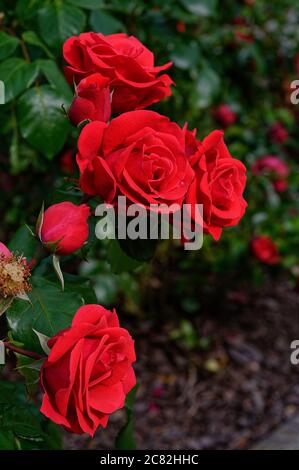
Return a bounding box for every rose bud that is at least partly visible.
[251,236,280,265]
[39,202,90,256]
[0,242,31,299]
[68,73,111,126]
[40,304,136,436]
[269,122,288,144]
[213,104,237,128]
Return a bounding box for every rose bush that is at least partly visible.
[1,0,299,452]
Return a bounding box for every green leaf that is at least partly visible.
[17,85,70,159]
[0,58,38,103]
[0,430,15,450]
[52,254,65,291]
[107,239,143,274]
[115,414,136,450]
[90,10,124,34]
[125,384,139,412]
[0,296,13,317]
[115,385,138,450]
[0,381,63,449]
[38,1,86,50]
[8,225,38,260]
[22,31,54,59]
[16,0,42,26]
[118,237,157,262]
[15,355,42,395]
[179,0,217,16]
[194,65,220,109]
[67,0,104,9]
[6,275,97,353]
[38,59,72,103]
[0,31,19,61]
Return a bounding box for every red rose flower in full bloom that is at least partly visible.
[251,236,280,264]
[269,122,288,144]
[213,104,237,128]
[68,73,111,126]
[251,155,289,192]
[40,304,136,436]
[40,202,90,255]
[186,130,247,240]
[63,33,173,113]
[76,110,195,209]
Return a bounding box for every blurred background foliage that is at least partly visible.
[1,0,299,327]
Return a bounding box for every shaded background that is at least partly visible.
[1,0,299,449]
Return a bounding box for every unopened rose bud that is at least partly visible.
[68,73,111,126]
[39,202,90,256]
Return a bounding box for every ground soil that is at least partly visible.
[64,277,299,450]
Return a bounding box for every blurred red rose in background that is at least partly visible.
[251,155,289,192]
[213,104,237,128]
[269,122,289,144]
[251,236,280,264]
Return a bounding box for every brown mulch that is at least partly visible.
[64,278,299,450]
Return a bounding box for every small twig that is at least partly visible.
[4,342,44,360]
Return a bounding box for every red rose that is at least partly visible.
[213,104,237,128]
[40,304,136,436]
[251,155,289,178]
[269,122,288,144]
[76,110,195,208]
[60,149,75,175]
[186,130,247,241]
[176,22,186,33]
[251,236,280,264]
[273,179,287,193]
[295,53,299,76]
[68,73,111,126]
[63,33,173,113]
[40,202,90,255]
[251,155,289,192]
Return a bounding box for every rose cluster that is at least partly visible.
[63,32,247,241]
[37,32,248,437]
